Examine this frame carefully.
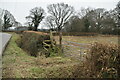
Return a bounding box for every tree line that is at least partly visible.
[0,9,21,31]
[1,2,120,35]
[0,2,120,45]
[25,2,120,46]
[25,2,120,35]
[64,8,118,35]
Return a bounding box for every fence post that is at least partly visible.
[50,30,53,46]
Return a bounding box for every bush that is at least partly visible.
[84,42,120,78]
[16,31,50,57]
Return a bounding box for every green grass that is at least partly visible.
[2,32,80,78]
[3,32,36,78]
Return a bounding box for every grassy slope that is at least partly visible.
[2,33,80,78]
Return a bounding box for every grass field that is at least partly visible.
[55,35,118,44]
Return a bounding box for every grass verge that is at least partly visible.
[2,32,80,78]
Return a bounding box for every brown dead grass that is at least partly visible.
[54,35,118,44]
[24,31,48,35]
[84,42,120,78]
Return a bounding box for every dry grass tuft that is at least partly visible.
[84,42,120,78]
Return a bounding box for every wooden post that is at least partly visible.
[59,31,62,48]
[50,30,53,46]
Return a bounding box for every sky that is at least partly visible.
[0,0,119,28]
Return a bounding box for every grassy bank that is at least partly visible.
[2,32,80,78]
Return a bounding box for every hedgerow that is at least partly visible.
[16,31,50,57]
[84,42,120,78]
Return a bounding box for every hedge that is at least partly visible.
[84,42,120,78]
[16,31,50,57]
[52,32,99,36]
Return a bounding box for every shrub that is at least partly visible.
[17,31,50,57]
[84,42,120,78]
[49,45,62,57]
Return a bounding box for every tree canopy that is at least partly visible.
[47,3,74,32]
[26,7,45,31]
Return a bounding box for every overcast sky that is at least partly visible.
[0,0,119,28]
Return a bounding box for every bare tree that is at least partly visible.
[117,1,120,18]
[78,7,93,19]
[44,16,56,31]
[24,21,33,30]
[116,1,120,34]
[78,8,95,32]
[26,7,45,31]
[83,8,106,33]
[117,1,120,28]
[47,3,74,46]
[0,9,3,31]
[64,15,84,32]
[14,21,22,27]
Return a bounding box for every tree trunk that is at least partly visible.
[59,31,62,48]
[34,26,38,31]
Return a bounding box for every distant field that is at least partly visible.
[55,35,118,44]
